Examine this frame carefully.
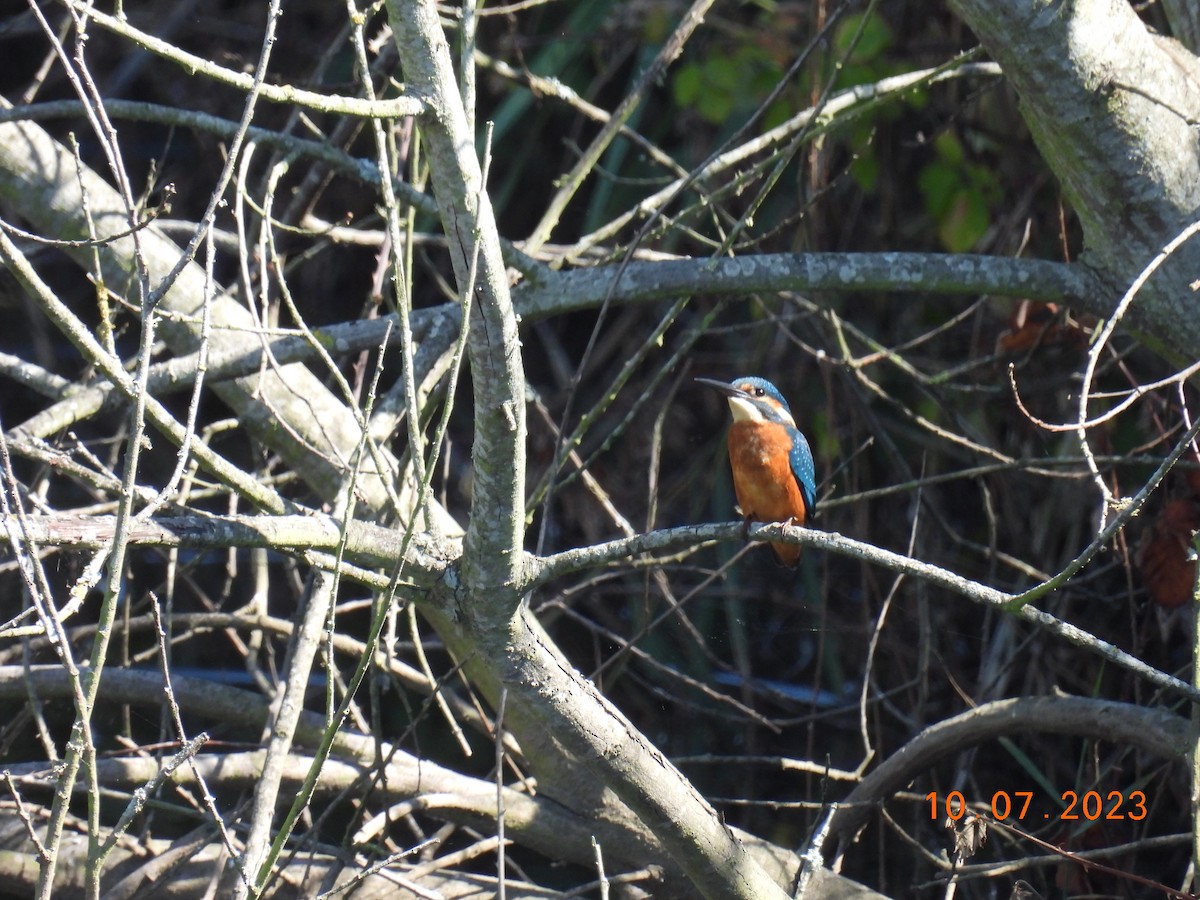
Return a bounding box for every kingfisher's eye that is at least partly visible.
[753,387,765,397]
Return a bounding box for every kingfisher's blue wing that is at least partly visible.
[787,427,817,518]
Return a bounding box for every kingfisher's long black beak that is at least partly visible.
[694,377,744,400]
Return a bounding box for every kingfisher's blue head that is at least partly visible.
[695,376,796,428]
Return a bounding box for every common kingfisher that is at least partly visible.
[697,376,816,566]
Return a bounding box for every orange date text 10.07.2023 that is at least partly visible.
[926,790,1148,823]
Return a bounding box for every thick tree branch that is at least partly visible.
[948,0,1200,359]
[516,253,1102,321]
[0,112,399,510]
[0,512,450,583]
[7,250,1096,445]
[384,4,795,897]
[388,0,526,603]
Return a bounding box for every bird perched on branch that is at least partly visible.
[696,376,816,566]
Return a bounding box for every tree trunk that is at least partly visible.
[949,0,1200,361]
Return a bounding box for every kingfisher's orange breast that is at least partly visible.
[727,421,809,527]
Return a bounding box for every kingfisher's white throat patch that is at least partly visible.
[727,395,765,422]
[727,394,796,428]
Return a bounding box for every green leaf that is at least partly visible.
[850,148,880,191]
[937,188,990,252]
[934,131,965,166]
[672,62,703,107]
[917,159,958,218]
[833,11,893,64]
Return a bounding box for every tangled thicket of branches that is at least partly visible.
[1,0,1200,898]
